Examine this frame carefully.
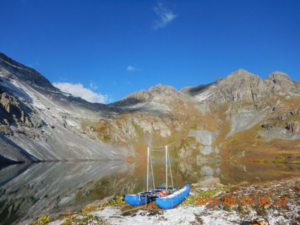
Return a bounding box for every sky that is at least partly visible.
[1,0,300,104]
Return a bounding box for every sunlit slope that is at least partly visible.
[84,69,300,163]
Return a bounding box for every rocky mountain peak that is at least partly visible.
[149,83,178,95]
[183,69,270,104]
[266,71,292,84]
[267,71,290,77]
[110,90,149,107]
[227,69,259,80]
[265,71,298,94]
[112,84,181,107]
[213,69,269,103]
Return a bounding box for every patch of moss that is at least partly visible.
[62,215,106,225]
[131,122,143,137]
[82,205,97,214]
[103,195,125,207]
[30,215,50,225]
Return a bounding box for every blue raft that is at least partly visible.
[124,184,190,209]
[155,184,190,209]
[124,192,154,206]
[124,185,165,206]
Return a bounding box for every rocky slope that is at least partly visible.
[0,53,124,163]
[0,53,300,163]
[109,69,300,162]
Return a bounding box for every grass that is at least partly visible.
[82,205,97,214]
[219,120,300,163]
[131,122,143,137]
[182,185,232,206]
[81,119,112,143]
[190,124,198,130]
[104,195,126,206]
[30,215,50,225]
[61,215,107,225]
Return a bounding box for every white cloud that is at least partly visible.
[127,66,142,72]
[53,82,108,104]
[127,66,136,71]
[153,2,177,30]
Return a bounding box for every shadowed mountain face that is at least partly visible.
[180,83,213,97]
[0,53,300,163]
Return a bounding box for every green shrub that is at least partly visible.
[30,215,50,225]
[82,205,97,214]
[108,195,125,206]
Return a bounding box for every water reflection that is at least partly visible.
[0,161,134,225]
[176,160,300,185]
[0,160,299,224]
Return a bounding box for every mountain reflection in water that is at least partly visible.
[0,160,299,225]
[0,161,134,225]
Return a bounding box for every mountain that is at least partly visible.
[0,53,124,163]
[1,53,300,164]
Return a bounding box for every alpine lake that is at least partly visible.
[0,158,300,224]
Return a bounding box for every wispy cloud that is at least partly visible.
[127,66,140,72]
[153,2,177,30]
[53,82,108,104]
[89,82,98,90]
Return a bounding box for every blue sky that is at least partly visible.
[1,0,300,103]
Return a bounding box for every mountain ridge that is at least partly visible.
[0,52,299,164]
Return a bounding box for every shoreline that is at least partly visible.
[37,176,300,225]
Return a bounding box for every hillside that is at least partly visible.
[0,53,299,163]
[0,53,124,162]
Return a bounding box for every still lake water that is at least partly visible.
[0,159,299,224]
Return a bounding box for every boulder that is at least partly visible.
[261,123,276,130]
[0,126,13,136]
[191,178,221,188]
[286,121,300,133]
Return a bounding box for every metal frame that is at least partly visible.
[146,145,174,192]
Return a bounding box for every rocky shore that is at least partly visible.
[39,177,300,225]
